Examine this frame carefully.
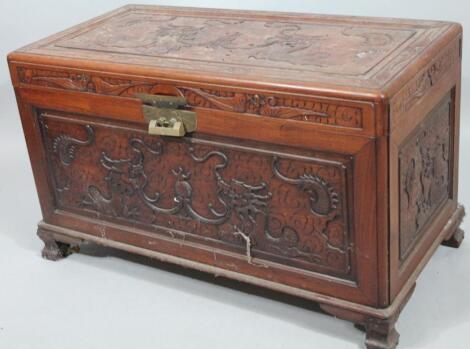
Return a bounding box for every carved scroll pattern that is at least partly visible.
[399,93,453,260]
[390,39,460,122]
[18,67,363,129]
[41,116,353,278]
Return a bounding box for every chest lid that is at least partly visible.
[8,5,461,99]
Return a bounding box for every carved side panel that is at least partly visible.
[399,92,453,260]
[39,113,354,280]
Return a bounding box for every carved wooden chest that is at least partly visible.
[8,5,465,348]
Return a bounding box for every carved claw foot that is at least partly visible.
[364,317,399,349]
[442,228,464,248]
[354,323,366,332]
[442,205,465,248]
[37,228,78,261]
[320,284,414,349]
[320,305,400,349]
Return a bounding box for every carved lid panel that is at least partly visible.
[54,13,414,76]
[11,5,458,92]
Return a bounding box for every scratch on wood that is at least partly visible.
[224,263,239,271]
[99,226,107,239]
[234,231,252,264]
[166,230,175,240]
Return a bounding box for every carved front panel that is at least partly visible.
[40,113,354,279]
[399,92,453,260]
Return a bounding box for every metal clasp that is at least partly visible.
[136,94,197,137]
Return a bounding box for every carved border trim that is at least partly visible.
[17,67,364,129]
[390,38,460,122]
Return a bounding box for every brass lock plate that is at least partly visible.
[137,94,197,137]
[148,119,184,136]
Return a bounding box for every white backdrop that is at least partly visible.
[0,1,469,349]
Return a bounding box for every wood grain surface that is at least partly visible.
[7,5,465,349]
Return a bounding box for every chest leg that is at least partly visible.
[37,226,81,261]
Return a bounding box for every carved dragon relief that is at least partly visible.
[272,157,339,216]
[40,117,95,198]
[56,13,409,73]
[18,67,363,129]
[80,138,162,219]
[83,18,332,67]
[52,125,95,165]
[43,121,352,277]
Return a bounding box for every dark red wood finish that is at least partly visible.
[8,5,465,348]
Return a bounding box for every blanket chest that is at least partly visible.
[8,5,465,348]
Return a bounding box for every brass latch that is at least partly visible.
[136,94,197,137]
